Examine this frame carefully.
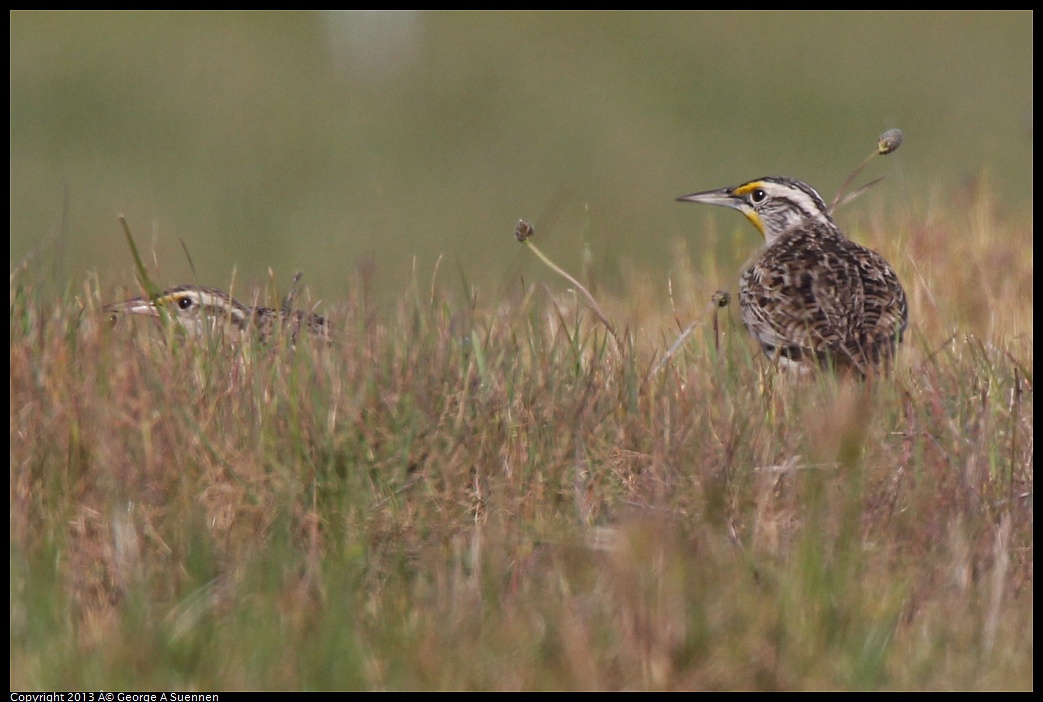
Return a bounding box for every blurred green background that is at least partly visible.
[10,11,1033,306]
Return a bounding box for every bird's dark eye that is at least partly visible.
[177,297,193,310]
[750,188,767,204]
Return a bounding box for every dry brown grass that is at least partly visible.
[10,186,1032,690]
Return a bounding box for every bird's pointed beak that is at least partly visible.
[103,296,161,317]
[676,187,742,210]
[678,185,766,238]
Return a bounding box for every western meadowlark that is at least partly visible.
[104,285,329,343]
[677,176,907,376]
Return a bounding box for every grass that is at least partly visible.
[9,183,1032,690]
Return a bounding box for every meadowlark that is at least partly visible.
[104,285,329,343]
[677,176,907,376]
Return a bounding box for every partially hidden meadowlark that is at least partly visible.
[678,176,907,376]
[104,285,329,343]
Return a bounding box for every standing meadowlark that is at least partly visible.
[104,285,329,343]
[677,176,907,376]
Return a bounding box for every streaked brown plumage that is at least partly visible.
[678,176,907,376]
[104,285,329,343]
